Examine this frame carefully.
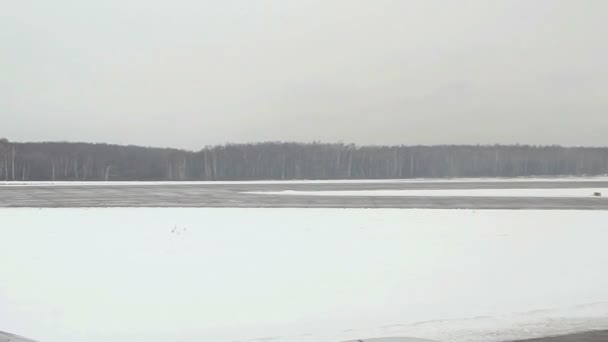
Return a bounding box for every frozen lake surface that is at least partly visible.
[1,208,608,342]
[2,176,608,186]
[3,178,608,209]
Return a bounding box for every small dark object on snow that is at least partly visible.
[593,192,602,197]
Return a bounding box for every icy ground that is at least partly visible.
[1,208,608,342]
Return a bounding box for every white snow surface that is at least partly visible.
[1,176,608,186]
[1,208,608,342]
[250,188,608,198]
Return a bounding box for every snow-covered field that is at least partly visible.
[251,188,608,198]
[1,208,608,342]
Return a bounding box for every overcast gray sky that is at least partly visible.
[2,0,607,149]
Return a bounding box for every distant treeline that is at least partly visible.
[1,138,607,181]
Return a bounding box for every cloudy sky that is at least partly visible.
[2,0,607,149]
